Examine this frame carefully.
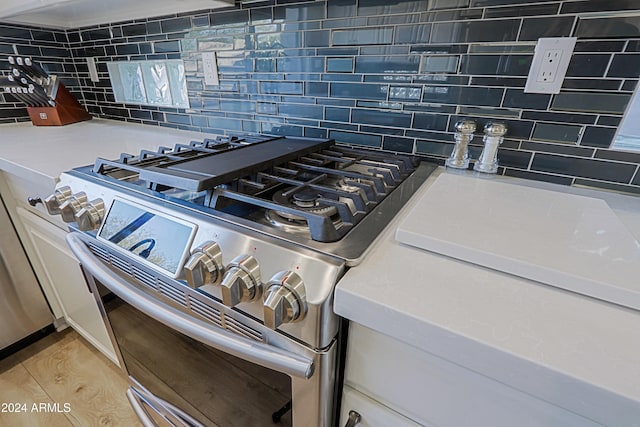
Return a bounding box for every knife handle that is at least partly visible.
[28,85,55,107]
[8,56,30,76]
[24,57,49,79]
[7,87,31,106]
[7,75,26,88]
[12,69,40,88]
[4,87,31,106]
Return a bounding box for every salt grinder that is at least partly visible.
[474,122,508,174]
[445,119,476,169]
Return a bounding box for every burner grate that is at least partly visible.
[86,135,417,243]
[204,145,414,242]
[93,135,263,182]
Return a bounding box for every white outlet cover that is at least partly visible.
[202,52,219,87]
[524,37,577,94]
[86,57,99,82]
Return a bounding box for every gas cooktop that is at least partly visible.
[64,135,437,264]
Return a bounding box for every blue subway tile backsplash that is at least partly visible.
[1,0,640,192]
[332,27,394,45]
[560,0,637,14]
[532,154,638,184]
[609,53,640,78]
[552,92,631,114]
[330,82,388,100]
[532,123,582,144]
[326,57,353,73]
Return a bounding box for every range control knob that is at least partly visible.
[75,199,105,231]
[184,241,223,288]
[263,271,307,330]
[220,255,261,307]
[27,196,43,207]
[44,186,72,215]
[59,192,88,223]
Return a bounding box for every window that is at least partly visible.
[107,60,189,108]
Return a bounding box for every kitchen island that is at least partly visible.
[335,168,640,427]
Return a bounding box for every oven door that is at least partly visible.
[67,232,335,427]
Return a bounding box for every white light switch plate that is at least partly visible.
[202,52,219,86]
[87,57,99,82]
[524,37,576,94]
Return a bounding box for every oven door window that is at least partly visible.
[102,292,292,427]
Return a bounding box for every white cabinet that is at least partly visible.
[15,207,118,363]
[16,207,117,364]
[1,168,117,364]
[340,323,601,427]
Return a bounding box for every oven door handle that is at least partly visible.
[126,388,157,427]
[67,232,315,379]
[127,387,194,427]
[127,386,204,427]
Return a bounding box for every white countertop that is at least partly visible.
[0,119,209,185]
[396,172,640,311]
[3,119,640,424]
[335,168,640,426]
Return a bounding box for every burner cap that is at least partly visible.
[265,208,342,235]
[336,178,363,193]
[270,187,337,222]
[292,189,319,208]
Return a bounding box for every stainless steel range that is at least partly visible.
[45,134,436,427]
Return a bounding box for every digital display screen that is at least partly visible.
[97,199,196,276]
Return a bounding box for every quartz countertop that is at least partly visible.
[3,118,640,424]
[396,172,640,312]
[0,119,209,185]
[335,167,640,427]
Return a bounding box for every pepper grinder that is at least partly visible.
[445,119,476,169]
[474,122,508,174]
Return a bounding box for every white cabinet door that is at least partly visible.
[17,207,118,365]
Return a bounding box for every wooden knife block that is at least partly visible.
[27,83,91,126]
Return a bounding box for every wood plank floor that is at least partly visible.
[0,329,140,427]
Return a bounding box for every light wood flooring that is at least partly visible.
[0,329,140,427]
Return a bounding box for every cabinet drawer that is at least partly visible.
[340,386,421,427]
[345,323,601,427]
